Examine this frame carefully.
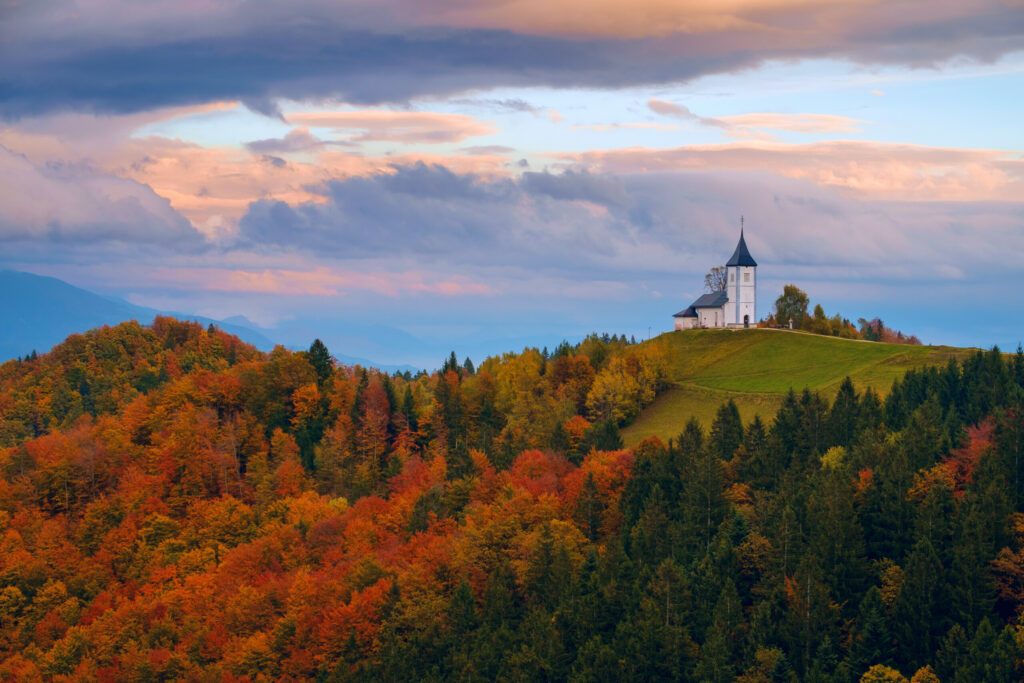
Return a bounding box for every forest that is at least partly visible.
[1,317,1023,681]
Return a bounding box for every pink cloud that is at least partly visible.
[556,141,1024,201]
[718,113,862,135]
[0,109,512,241]
[647,100,862,136]
[151,266,494,298]
[286,110,496,144]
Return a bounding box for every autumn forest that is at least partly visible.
[1,318,1024,682]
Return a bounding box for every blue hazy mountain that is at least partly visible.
[0,269,274,361]
[0,270,424,373]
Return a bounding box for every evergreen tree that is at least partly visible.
[845,587,894,677]
[828,377,860,448]
[449,580,477,637]
[702,579,743,675]
[306,338,334,384]
[584,420,623,452]
[574,473,605,541]
[807,466,868,608]
[893,538,944,671]
[953,618,1019,683]
[934,623,969,681]
[401,385,418,432]
[629,485,674,566]
[710,399,744,460]
[859,387,884,432]
[681,439,727,559]
[525,524,573,610]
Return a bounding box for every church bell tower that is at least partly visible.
[723,217,757,328]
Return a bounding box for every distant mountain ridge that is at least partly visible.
[0,269,424,373]
[0,269,274,361]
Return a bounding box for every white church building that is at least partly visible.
[674,228,758,330]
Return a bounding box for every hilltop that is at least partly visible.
[623,328,972,445]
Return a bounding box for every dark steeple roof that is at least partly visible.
[725,227,757,267]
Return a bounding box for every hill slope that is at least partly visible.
[0,269,273,360]
[623,328,971,445]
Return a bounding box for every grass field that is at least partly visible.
[621,328,972,446]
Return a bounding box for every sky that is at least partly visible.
[1,0,1022,367]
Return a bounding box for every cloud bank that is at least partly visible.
[2,1,1022,117]
[238,162,1024,284]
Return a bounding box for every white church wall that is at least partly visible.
[698,308,723,328]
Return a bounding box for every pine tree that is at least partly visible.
[808,466,868,606]
[859,387,884,432]
[629,485,674,566]
[306,338,334,385]
[894,538,944,671]
[584,420,622,452]
[845,586,894,677]
[449,580,478,636]
[933,623,968,681]
[574,473,605,541]
[953,618,1019,683]
[710,400,744,460]
[828,377,860,448]
[681,440,727,559]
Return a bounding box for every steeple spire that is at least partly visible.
[725,218,757,267]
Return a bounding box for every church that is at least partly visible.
[674,227,758,330]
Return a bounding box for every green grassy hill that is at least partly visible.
[622,328,971,446]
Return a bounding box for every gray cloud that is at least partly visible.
[448,98,541,114]
[245,128,331,155]
[2,2,1022,118]
[236,162,1024,285]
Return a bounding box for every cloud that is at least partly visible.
[236,162,1024,288]
[3,1,1022,117]
[572,121,681,132]
[0,109,512,241]
[245,128,334,154]
[461,145,517,156]
[285,110,496,144]
[647,99,861,136]
[448,98,541,114]
[0,145,204,248]
[647,99,697,118]
[146,266,493,297]
[558,141,1024,201]
[718,113,862,135]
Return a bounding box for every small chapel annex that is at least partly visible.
[674,227,758,330]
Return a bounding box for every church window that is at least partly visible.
[729,272,734,282]
[743,272,751,283]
